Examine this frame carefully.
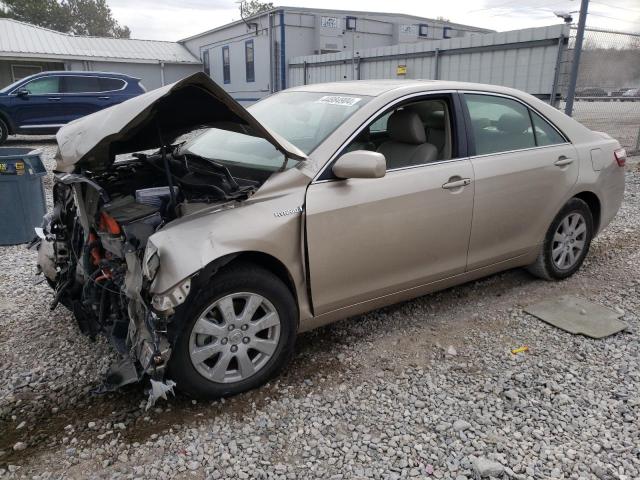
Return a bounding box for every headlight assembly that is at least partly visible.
[142,240,160,281]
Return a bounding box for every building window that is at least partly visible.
[245,40,255,83]
[11,65,42,82]
[202,50,210,76]
[222,46,230,84]
[346,16,357,31]
[443,27,452,38]
[418,24,428,37]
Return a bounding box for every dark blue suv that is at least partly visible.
[0,71,145,144]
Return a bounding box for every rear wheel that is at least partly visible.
[169,264,297,398]
[0,118,8,145]
[527,198,594,280]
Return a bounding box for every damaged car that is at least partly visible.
[35,73,625,399]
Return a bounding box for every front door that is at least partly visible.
[305,93,474,315]
[306,160,475,315]
[462,93,579,270]
[11,75,67,129]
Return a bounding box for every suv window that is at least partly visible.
[62,76,101,93]
[99,77,126,91]
[22,76,61,94]
[464,93,535,155]
[530,110,565,146]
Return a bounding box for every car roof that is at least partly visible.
[286,79,529,98]
[20,71,139,81]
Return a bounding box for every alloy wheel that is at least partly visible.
[189,292,281,383]
[551,212,587,270]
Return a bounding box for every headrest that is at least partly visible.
[388,110,426,144]
[422,110,445,129]
[496,113,530,134]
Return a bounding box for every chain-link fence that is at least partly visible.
[558,27,640,155]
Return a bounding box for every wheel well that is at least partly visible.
[574,191,601,232]
[201,251,298,308]
[0,111,12,134]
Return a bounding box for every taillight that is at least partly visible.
[614,148,626,167]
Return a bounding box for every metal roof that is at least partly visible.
[0,19,201,65]
[179,6,492,42]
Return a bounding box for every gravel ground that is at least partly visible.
[0,136,638,480]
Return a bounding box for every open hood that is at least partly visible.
[55,72,307,172]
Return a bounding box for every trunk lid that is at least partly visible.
[55,72,307,172]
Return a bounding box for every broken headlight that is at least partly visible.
[142,239,160,281]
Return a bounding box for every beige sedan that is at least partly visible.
[39,74,625,399]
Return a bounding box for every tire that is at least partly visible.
[168,263,297,399]
[527,198,594,280]
[0,117,8,145]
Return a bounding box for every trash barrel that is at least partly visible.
[0,148,47,245]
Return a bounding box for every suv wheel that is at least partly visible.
[527,198,594,280]
[0,118,8,145]
[169,264,297,398]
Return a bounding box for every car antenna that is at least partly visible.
[156,121,177,217]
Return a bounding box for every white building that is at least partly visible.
[0,19,201,90]
[181,6,491,103]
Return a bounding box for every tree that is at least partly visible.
[240,0,273,18]
[0,0,69,31]
[0,0,130,38]
[64,0,130,38]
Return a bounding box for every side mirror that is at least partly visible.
[15,88,29,97]
[332,150,386,179]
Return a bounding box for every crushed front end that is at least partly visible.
[36,153,243,399]
[34,72,306,402]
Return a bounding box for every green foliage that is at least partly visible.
[0,0,130,38]
[240,0,274,18]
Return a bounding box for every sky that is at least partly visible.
[107,0,640,41]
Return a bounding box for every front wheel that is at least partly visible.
[169,264,297,398]
[527,198,594,280]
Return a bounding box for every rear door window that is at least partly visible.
[22,76,61,94]
[62,76,101,93]
[464,93,535,155]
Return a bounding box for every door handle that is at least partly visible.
[98,96,110,100]
[442,178,471,190]
[554,156,573,167]
[48,97,61,101]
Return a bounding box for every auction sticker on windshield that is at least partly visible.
[316,96,362,107]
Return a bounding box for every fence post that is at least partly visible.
[565,0,590,116]
[434,48,440,80]
[549,34,565,107]
[303,61,307,85]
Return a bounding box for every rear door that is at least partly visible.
[59,76,123,121]
[305,93,475,315]
[462,92,578,270]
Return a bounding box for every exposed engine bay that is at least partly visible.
[36,147,264,400]
[33,72,307,404]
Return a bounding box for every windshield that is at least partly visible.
[182,91,370,171]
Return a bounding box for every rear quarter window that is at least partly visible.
[530,110,566,146]
[99,77,126,91]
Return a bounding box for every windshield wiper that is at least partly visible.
[182,152,242,192]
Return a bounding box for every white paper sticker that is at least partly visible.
[316,95,362,107]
